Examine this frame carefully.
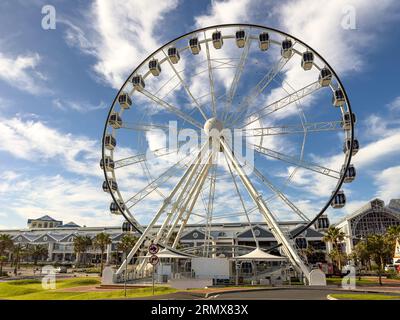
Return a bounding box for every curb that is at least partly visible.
[327,294,338,300]
[204,286,297,298]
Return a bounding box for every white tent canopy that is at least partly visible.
[233,248,287,261]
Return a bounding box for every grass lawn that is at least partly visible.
[330,293,400,300]
[326,278,377,286]
[0,278,177,300]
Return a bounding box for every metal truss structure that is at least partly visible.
[101,24,356,285]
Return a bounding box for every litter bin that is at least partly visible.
[162,275,168,283]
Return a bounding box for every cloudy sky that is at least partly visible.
[0,0,399,230]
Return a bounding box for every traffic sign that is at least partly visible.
[149,254,159,266]
[149,243,159,255]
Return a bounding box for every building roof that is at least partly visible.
[335,198,400,226]
[289,225,324,238]
[59,222,80,228]
[27,215,62,223]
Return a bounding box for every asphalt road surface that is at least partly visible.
[134,287,368,300]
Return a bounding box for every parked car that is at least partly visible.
[384,264,396,272]
[56,266,68,273]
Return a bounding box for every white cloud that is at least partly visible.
[0,174,121,228]
[0,51,47,94]
[52,98,108,113]
[0,116,100,177]
[63,0,179,88]
[194,0,252,27]
[387,96,400,112]
[276,0,397,75]
[374,165,400,202]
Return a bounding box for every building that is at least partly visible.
[27,215,63,229]
[0,216,327,266]
[334,198,400,255]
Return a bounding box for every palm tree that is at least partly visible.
[93,233,112,276]
[26,244,48,265]
[116,234,138,266]
[352,240,370,270]
[323,226,346,271]
[73,235,92,266]
[0,234,14,275]
[12,244,27,275]
[386,225,400,252]
[366,234,392,285]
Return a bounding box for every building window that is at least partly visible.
[43,236,48,241]
[193,232,198,239]
[254,229,261,237]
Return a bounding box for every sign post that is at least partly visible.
[148,243,159,295]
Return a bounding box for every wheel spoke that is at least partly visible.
[162,49,208,120]
[114,145,182,169]
[204,32,217,118]
[220,138,310,278]
[125,152,194,209]
[223,150,259,246]
[121,122,170,132]
[138,88,203,129]
[241,80,322,128]
[222,33,252,123]
[251,165,310,221]
[243,120,344,137]
[252,143,340,179]
[226,55,291,126]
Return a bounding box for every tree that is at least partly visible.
[386,225,400,252]
[73,235,92,266]
[116,234,138,267]
[323,226,346,270]
[26,244,48,265]
[12,244,27,275]
[0,234,14,275]
[93,233,112,276]
[351,241,370,271]
[366,234,392,285]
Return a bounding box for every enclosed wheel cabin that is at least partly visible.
[341,164,356,183]
[331,190,346,208]
[343,138,359,155]
[100,157,114,172]
[102,179,118,193]
[110,200,125,215]
[301,51,314,70]
[118,92,132,109]
[149,59,161,76]
[259,32,270,51]
[341,112,356,130]
[131,75,145,91]
[168,47,180,64]
[108,112,122,129]
[332,88,345,107]
[235,30,246,48]
[281,39,293,58]
[104,134,116,150]
[189,37,201,54]
[318,67,332,87]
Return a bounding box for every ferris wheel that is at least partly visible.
[101,24,357,283]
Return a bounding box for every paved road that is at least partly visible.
[209,288,350,300]
[137,287,400,300]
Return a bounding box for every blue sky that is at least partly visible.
[0,0,399,229]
